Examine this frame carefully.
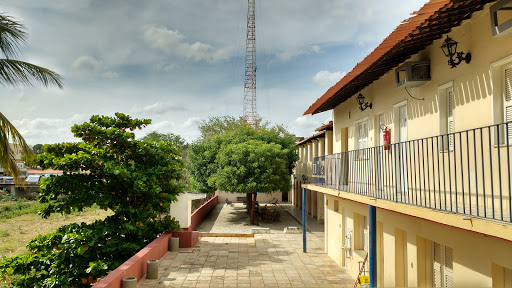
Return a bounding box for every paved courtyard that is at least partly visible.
[138,203,354,287]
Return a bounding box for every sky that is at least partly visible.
[1,0,426,145]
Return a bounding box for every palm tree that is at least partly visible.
[0,13,63,183]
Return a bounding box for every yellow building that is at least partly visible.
[293,0,512,287]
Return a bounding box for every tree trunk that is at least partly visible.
[250,192,259,225]
[246,193,252,214]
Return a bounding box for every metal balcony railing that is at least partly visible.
[311,121,512,223]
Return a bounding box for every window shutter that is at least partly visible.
[505,68,512,142]
[357,121,368,159]
[447,89,455,150]
[433,242,442,287]
[444,246,454,288]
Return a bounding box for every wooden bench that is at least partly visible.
[236,196,247,204]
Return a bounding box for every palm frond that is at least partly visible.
[0,14,27,59]
[0,59,63,88]
[0,112,34,185]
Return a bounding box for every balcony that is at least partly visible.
[309,122,512,223]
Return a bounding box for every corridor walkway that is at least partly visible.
[138,203,354,287]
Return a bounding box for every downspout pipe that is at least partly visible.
[369,205,377,288]
[302,187,307,253]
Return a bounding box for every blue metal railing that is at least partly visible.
[311,121,512,223]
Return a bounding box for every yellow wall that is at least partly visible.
[332,4,512,154]
[322,192,512,287]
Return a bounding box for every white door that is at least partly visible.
[399,105,408,202]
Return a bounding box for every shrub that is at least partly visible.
[0,113,183,287]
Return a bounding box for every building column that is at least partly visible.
[318,137,326,223]
[302,187,307,253]
[325,130,333,155]
[369,205,377,288]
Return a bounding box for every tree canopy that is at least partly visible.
[141,131,187,152]
[189,123,298,223]
[0,113,183,287]
[209,140,291,194]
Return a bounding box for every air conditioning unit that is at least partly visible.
[395,61,431,88]
[490,0,512,37]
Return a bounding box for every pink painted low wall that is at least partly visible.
[93,233,172,288]
[186,195,218,231]
[93,197,218,287]
[174,231,199,248]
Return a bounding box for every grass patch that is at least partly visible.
[0,200,44,220]
[0,201,112,258]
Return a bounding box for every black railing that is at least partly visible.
[312,121,512,223]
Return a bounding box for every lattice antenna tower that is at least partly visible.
[243,0,257,128]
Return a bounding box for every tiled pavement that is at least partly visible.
[139,233,354,288]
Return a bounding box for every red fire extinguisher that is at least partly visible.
[383,126,391,150]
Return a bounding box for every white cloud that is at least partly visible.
[71,56,101,76]
[313,70,347,86]
[275,45,324,61]
[311,45,321,53]
[143,26,228,63]
[16,92,27,102]
[288,116,322,138]
[11,114,90,145]
[102,71,119,79]
[140,101,187,115]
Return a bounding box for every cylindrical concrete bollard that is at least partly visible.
[170,237,179,252]
[146,260,159,279]
[121,277,137,288]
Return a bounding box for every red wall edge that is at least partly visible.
[94,195,218,287]
[185,195,218,231]
[93,233,172,288]
[173,231,199,248]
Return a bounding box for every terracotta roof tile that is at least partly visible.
[304,0,492,115]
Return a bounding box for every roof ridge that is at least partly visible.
[304,0,452,115]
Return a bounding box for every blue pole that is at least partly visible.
[369,205,377,288]
[302,187,307,253]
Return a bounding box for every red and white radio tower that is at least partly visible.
[243,0,257,128]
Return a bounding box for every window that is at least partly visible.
[438,82,455,150]
[503,65,512,143]
[392,100,408,143]
[433,242,453,288]
[354,212,367,250]
[355,118,369,159]
[491,56,512,145]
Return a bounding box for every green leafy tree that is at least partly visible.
[32,144,43,154]
[0,14,63,183]
[197,115,273,140]
[210,140,291,224]
[141,131,190,189]
[0,113,183,287]
[141,132,187,152]
[189,124,298,224]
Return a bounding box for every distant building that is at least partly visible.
[293,1,512,287]
[0,143,27,176]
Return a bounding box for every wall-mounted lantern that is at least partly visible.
[356,93,372,111]
[440,36,471,68]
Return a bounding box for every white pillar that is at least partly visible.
[319,137,326,156]
[325,131,333,155]
[169,192,207,229]
[313,140,319,160]
[307,142,313,162]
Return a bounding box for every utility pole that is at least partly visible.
[243,0,257,128]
